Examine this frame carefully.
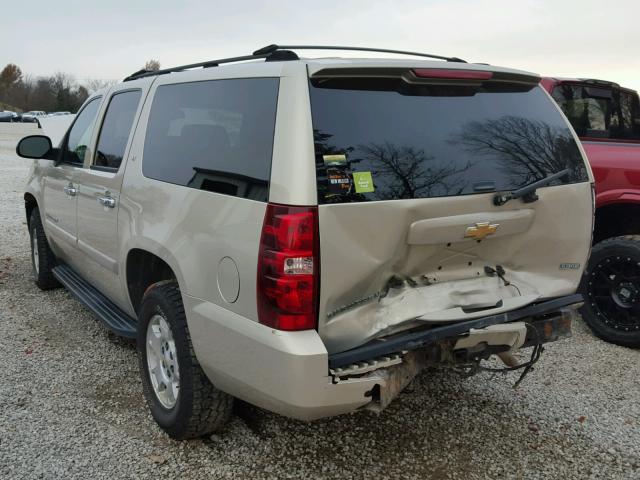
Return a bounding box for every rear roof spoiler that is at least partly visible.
[310,67,540,86]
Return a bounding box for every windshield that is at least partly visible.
[310,78,588,204]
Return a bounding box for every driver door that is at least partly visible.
[42,97,102,262]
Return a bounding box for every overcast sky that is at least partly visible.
[3,0,639,91]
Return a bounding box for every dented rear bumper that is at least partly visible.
[334,297,580,412]
[329,294,582,369]
[188,294,579,421]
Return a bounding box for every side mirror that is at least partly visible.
[16,135,53,160]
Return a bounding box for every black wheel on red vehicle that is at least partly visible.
[580,236,640,347]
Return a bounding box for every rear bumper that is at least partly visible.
[328,294,583,369]
[184,294,581,421]
[184,294,378,421]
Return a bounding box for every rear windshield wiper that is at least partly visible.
[493,168,571,206]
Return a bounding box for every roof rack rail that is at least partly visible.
[123,43,465,82]
[123,50,300,82]
[253,44,466,63]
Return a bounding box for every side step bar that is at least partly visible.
[52,264,137,338]
[328,294,583,369]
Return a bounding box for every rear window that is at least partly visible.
[310,78,588,204]
[143,78,279,202]
[552,84,640,141]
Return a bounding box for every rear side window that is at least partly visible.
[552,84,640,141]
[310,78,588,204]
[94,90,142,170]
[143,78,279,202]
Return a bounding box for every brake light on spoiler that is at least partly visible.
[412,68,493,80]
[257,203,319,331]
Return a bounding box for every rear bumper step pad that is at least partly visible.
[52,264,137,338]
[328,294,583,369]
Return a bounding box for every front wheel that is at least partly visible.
[29,208,60,290]
[137,280,233,439]
[580,236,640,347]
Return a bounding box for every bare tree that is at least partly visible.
[0,65,94,113]
[0,64,22,87]
[452,115,585,185]
[144,59,161,71]
[313,130,470,201]
[359,142,470,200]
[85,78,118,94]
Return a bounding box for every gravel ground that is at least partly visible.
[1,129,639,479]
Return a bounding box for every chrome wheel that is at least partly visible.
[32,228,39,274]
[146,314,180,409]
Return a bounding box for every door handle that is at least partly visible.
[97,196,116,208]
[63,185,77,196]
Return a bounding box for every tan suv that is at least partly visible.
[18,45,594,439]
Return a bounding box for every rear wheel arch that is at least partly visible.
[125,248,179,314]
[593,202,640,244]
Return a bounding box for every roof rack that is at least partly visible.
[123,51,287,81]
[253,44,466,63]
[123,43,465,82]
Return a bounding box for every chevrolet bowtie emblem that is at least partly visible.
[464,222,499,240]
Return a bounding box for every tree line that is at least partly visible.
[0,60,160,113]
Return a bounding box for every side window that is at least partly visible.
[142,78,279,202]
[611,90,640,141]
[552,84,640,141]
[93,90,142,170]
[63,97,101,165]
[552,85,608,137]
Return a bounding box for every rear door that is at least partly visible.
[43,97,101,259]
[75,87,144,302]
[307,67,594,353]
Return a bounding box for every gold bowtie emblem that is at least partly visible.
[464,222,499,240]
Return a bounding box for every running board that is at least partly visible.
[52,264,137,338]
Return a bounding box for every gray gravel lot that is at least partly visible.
[1,127,639,479]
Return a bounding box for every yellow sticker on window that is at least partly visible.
[353,171,375,193]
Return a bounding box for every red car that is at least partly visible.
[542,77,640,347]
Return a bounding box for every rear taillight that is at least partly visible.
[257,203,319,331]
[412,68,493,80]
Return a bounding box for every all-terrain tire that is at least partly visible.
[137,280,233,439]
[580,235,640,348]
[29,208,60,290]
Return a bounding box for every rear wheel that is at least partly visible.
[137,280,233,439]
[29,208,60,290]
[580,236,640,347]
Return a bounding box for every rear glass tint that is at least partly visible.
[143,78,279,202]
[310,78,588,204]
[552,84,640,141]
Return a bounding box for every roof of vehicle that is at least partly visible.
[544,76,638,94]
[121,44,540,84]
